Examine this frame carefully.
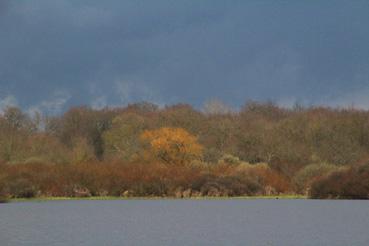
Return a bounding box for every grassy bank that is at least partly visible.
[8,195,307,203]
[0,197,8,203]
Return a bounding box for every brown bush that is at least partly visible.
[293,163,340,194]
[310,163,369,199]
[0,160,293,198]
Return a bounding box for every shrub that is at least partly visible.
[218,154,241,165]
[5,178,38,198]
[293,163,339,194]
[310,163,369,199]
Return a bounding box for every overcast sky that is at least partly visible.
[1,1,369,114]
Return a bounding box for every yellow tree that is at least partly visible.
[140,127,203,164]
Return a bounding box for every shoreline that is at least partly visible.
[8,195,306,203]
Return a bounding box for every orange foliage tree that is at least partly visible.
[140,127,203,164]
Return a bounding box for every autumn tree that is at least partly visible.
[3,107,36,131]
[46,106,114,160]
[140,127,203,164]
[0,107,36,163]
[70,137,96,164]
[201,114,240,162]
[103,113,147,161]
[159,104,205,134]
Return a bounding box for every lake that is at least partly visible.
[1,199,368,246]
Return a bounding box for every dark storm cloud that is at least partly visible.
[0,0,10,14]
[0,1,369,113]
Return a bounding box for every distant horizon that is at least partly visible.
[2,98,369,118]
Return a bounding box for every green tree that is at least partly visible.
[103,113,147,161]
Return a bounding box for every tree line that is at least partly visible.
[0,100,369,199]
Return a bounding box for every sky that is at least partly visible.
[0,1,369,114]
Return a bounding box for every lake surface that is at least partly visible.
[1,199,369,246]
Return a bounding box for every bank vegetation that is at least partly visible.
[1,100,369,200]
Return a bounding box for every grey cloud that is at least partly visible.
[0,95,18,113]
[27,90,71,116]
[0,1,369,112]
[0,0,10,15]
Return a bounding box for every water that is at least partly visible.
[0,199,368,246]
